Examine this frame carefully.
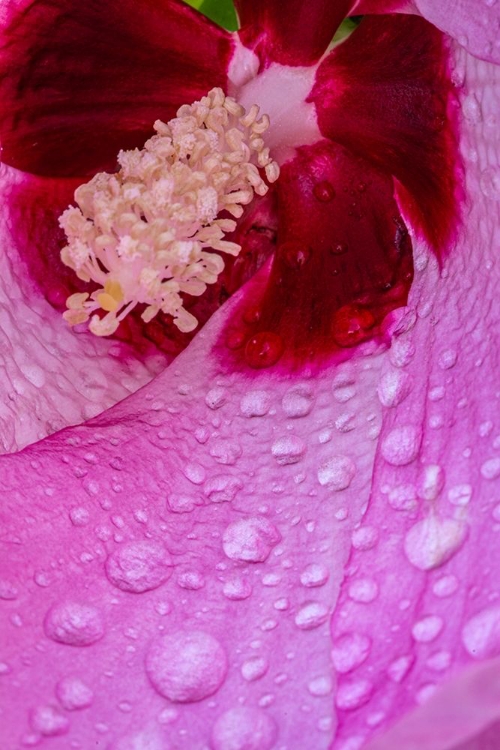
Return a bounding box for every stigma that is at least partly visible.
[59,88,279,336]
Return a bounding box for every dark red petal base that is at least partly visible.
[0,0,233,178]
[235,0,356,67]
[309,14,461,255]
[217,140,413,371]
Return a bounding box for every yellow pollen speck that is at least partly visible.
[59,87,279,336]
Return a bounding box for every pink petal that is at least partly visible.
[235,0,356,67]
[309,15,460,255]
[0,0,233,177]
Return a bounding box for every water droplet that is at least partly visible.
[387,654,414,683]
[204,475,242,504]
[105,540,173,593]
[438,348,458,370]
[412,615,444,643]
[241,656,269,681]
[387,484,417,511]
[480,166,500,200]
[271,435,307,465]
[56,676,94,710]
[209,439,242,466]
[183,462,206,484]
[211,707,278,750]
[240,390,272,417]
[426,650,451,671]
[222,517,281,562]
[381,424,421,466]
[335,679,373,710]
[205,387,227,410]
[377,370,413,408]
[282,385,314,418]
[331,305,375,348]
[481,457,500,480]
[313,180,335,202]
[145,630,227,702]
[245,332,284,369]
[331,633,371,675]
[294,602,329,630]
[348,578,379,603]
[226,329,246,350]
[418,464,445,502]
[262,572,281,587]
[351,526,378,550]
[390,339,415,368]
[177,570,205,590]
[30,705,69,736]
[167,493,200,513]
[404,515,468,570]
[308,675,333,696]
[317,455,356,490]
[222,577,252,600]
[300,563,329,588]
[282,241,311,269]
[69,507,90,527]
[0,580,18,600]
[44,601,104,646]
[432,574,458,598]
[462,607,500,659]
[331,242,349,255]
[462,94,482,124]
[447,483,472,506]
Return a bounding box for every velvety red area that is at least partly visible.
[0,0,233,177]
[310,14,460,255]
[235,0,355,67]
[219,140,413,370]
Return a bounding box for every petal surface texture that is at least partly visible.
[0,0,233,177]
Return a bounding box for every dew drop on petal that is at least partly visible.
[300,563,330,588]
[481,457,500,480]
[331,305,375,348]
[404,515,468,570]
[282,241,311,269]
[313,180,335,202]
[377,369,413,408]
[30,705,69,736]
[348,578,379,603]
[317,456,356,490]
[271,435,307,465]
[223,577,253,601]
[240,390,272,417]
[282,386,314,418]
[241,656,269,682]
[44,601,104,646]
[381,424,421,466]
[332,633,371,674]
[412,615,444,643]
[336,679,373,710]
[245,332,284,369]
[211,707,278,750]
[205,387,227,410]
[56,676,94,710]
[462,607,500,659]
[222,517,281,562]
[145,630,227,702]
[105,540,173,593]
[351,526,378,551]
[432,574,458,598]
[295,602,329,630]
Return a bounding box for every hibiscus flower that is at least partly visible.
[0,0,499,748]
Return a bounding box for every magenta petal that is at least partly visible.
[235,0,356,67]
[310,15,460,255]
[0,0,233,177]
[0,288,384,748]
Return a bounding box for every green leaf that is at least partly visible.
[184,0,238,32]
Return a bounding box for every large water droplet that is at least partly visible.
[300,563,329,588]
[44,601,104,646]
[105,540,173,593]
[294,602,329,630]
[69,507,90,527]
[271,435,306,465]
[30,705,69,736]
[240,390,272,417]
[387,654,414,683]
[209,439,242,466]
[381,424,421,466]
[462,607,500,659]
[348,578,379,603]
[223,577,253,600]
[222,517,281,562]
[211,707,278,750]
[282,385,314,418]
[313,180,335,202]
[317,455,356,490]
[145,630,227,702]
[412,615,444,643]
[332,632,371,674]
[204,475,242,504]
[481,457,500,480]
[308,675,333,696]
[351,526,378,550]
[241,656,269,682]
[335,679,373,710]
[245,332,284,369]
[377,370,413,408]
[205,387,227,410]
[331,305,375,348]
[56,676,94,710]
[404,516,468,570]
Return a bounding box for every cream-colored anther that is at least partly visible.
[59,87,279,336]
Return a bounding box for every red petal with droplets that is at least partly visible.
[218,140,413,370]
[235,0,356,67]
[309,15,460,255]
[0,0,233,178]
